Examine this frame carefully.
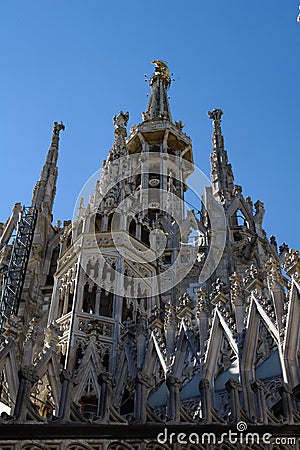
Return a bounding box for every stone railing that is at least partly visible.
[75,312,115,340]
[56,312,72,335]
[56,312,115,341]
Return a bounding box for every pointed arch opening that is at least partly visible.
[30,373,57,419]
[231,209,248,228]
[95,212,102,232]
[99,289,113,317]
[82,283,97,314]
[78,368,100,420]
[46,244,60,285]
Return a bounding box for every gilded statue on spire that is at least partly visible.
[151,60,171,87]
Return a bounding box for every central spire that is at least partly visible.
[144,60,172,121]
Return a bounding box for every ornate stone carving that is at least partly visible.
[19,366,39,384]
[1,62,299,446]
[265,257,282,287]
[282,248,300,278]
[196,287,209,313]
[229,272,243,303]
[113,111,129,130]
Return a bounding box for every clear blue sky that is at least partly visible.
[1,1,299,250]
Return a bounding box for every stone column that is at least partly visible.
[199,378,212,423]
[57,369,74,422]
[225,377,242,422]
[136,315,147,370]
[14,366,39,422]
[101,215,108,232]
[230,272,244,334]
[47,276,61,324]
[164,301,176,362]
[97,372,115,422]
[136,223,141,240]
[252,380,268,423]
[266,258,284,329]
[280,383,294,423]
[166,374,182,423]
[196,288,209,359]
[95,287,101,316]
[22,317,39,366]
[62,291,69,315]
[134,371,152,423]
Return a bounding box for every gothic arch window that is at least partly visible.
[95,212,102,232]
[99,289,113,317]
[231,209,248,228]
[120,385,134,416]
[67,291,74,313]
[77,367,100,420]
[66,232,72,249]
[78,393,98,419]
[141,224,150,246]
[82,283,97,314]
[129,218,137,237]
[107,213,114,231]
[122,298,133,321]
[102,351,110,371]
[57,296,64,317]
[46,245,60,285]
[213,336,238,419]
[30,373,56,419]
[237,210,246,226]
[76,220,83,237]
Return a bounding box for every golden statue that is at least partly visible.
[151,60,171,87]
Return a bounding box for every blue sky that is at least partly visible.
[1,1,299,250]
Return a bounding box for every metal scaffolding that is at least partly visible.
[0,206,37,334]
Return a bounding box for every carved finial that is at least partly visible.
[196,288,210,313]
[208,109,223,134]
[230,272,244,304]
[151,60,171,88]
[113,111,129,130]
[209,109,226,157]
[107,112,129,162]
[53,121,65,137]
[164,300,177,328]
[265,257,282,287]
[50,121,65,151]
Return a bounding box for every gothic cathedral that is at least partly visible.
[0,62,299,449]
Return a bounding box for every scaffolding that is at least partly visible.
[0,206,37,334]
